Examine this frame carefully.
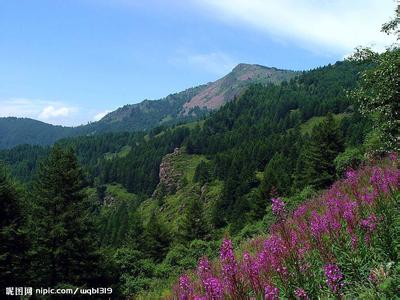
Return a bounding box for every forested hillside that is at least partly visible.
[0,117,75,149]
[1,39,399,298]
[0,64,296,149]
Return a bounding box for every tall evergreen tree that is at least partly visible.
[193,160,210,185]
[141,211,171,262]
[0,164,28,288]
[178,198,209,242]
[299,114,344,189]
[30,145,100,287]
[125,211,145,251]
[261,152,292,198]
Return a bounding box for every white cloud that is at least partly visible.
[0,98,79,126]
[170,50,237,76]
[38,105,75,119]
[194,0,397,54]
[93,110,111,121]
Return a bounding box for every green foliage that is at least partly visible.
[0,164,29,287]
[334,147,364,176]
[261,152,292,198]
[0,144,49,182]
[178,197,210,242]
[350,48,400,151]
[141,211,172,262]
[193,160,210,185]
[29,145,101,287]
[296,113,344,189]
[0,117,75,149]
[112,247,155,295]
[0,59,380,298]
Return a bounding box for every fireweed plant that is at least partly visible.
[172,156,400,299]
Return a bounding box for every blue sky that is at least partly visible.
[0,0,395,126]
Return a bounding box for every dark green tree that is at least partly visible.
[178,198,209,242]
[261,152,292,198]
[193,160,210,185]
[30,145,100,287]
[125,211,145,251]
[0,164,29,288]
[349,4,399,151]
[141,211,171,262]
[299,114,344,189]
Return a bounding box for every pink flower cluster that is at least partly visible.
[264,284,279,299]
[271,197,286,216]
[324,263,344,294]
[172,160,400,299]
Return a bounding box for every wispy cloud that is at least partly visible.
[194,0,396,54]
[170,50,237,76]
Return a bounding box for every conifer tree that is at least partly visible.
[261,152,292,198]
[141,211,171,262]
[178,198,209,242]
[193,160,210,185]
[30,145,100,287]
[300,114,344,189]
[125,211,144,251]
[0,164,28,288]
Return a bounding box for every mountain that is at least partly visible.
[1,59,383,299]
[183,63,298,112]
[86,63,298,132]
[0,63,297,149]
[0,117,75,149]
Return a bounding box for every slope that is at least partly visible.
[0,63,297,149]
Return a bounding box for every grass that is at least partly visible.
[104,145,132,160]
[106,183,138,203]
[139,149,223,233]
[300,113,349,135]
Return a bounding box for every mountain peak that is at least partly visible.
[232,63,263,71]
[182,63,298,113]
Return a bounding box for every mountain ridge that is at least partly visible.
[0,63,298,149]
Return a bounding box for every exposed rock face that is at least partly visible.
[152,148,184,198]
[182,64,298,113]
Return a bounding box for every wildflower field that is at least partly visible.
[173,156,400,299]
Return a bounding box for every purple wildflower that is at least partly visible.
[263,234,288,275]
[178,274,193,300]
[389,152,398,161]
[242,251,260,290]
[346,169,358,186]
[359,188,376,205]
[271,197,286,216]
[197,257,212,281]
[360,214,378,233]
[264,284,280,300]
[293,204,308,218]
[351,234,358,249]
[220,238,238,292]
[343,201,358,230]
[203,277,224,299]
[294,288,309,299]
[361,214,378,243]
[324,263,344,294]
[310,211,329,239]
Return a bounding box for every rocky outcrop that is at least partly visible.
[152,148,184,198]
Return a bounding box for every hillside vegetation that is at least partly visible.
[1,32,399,298]
[0,64,295,149]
